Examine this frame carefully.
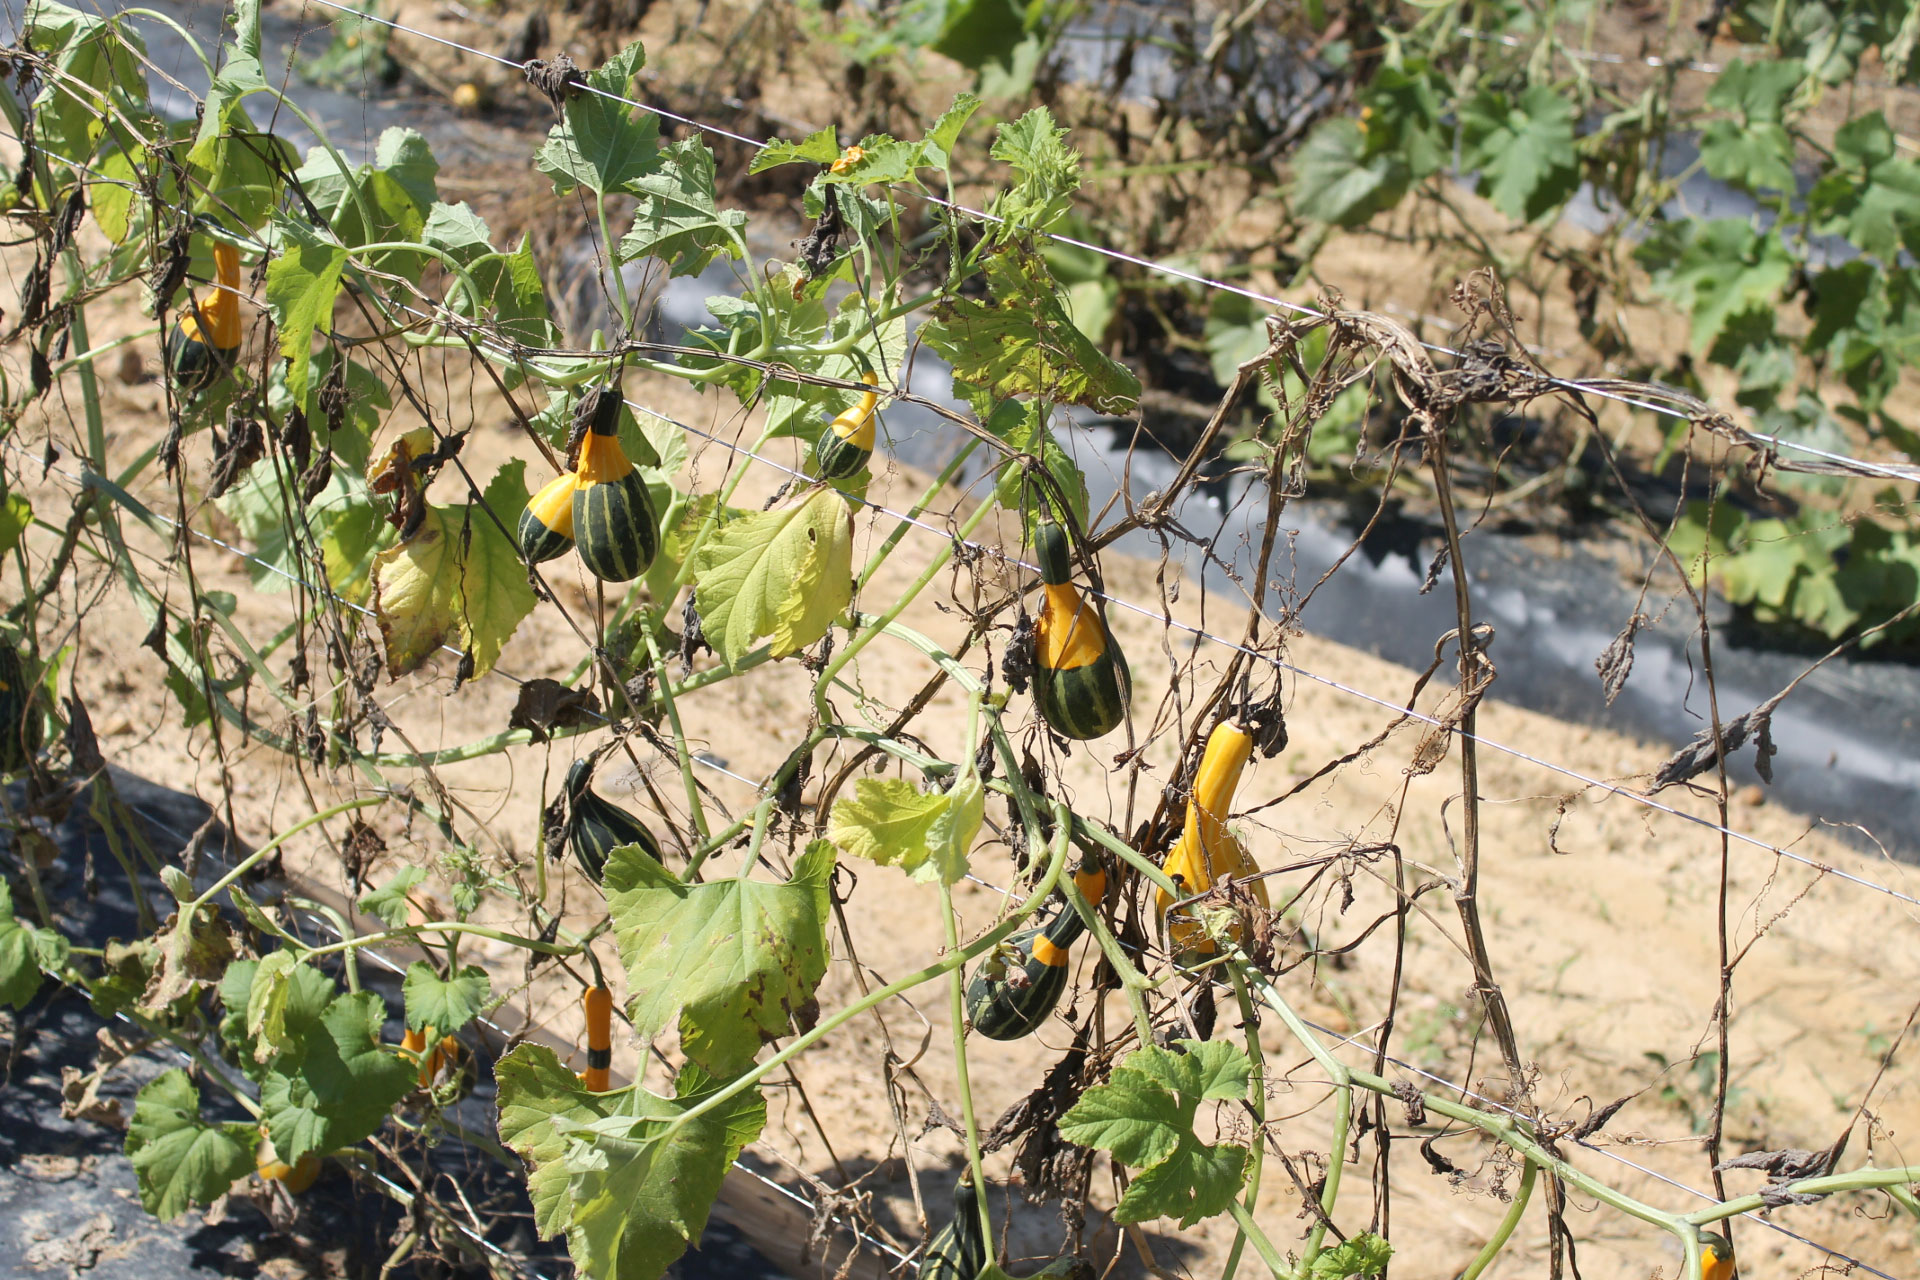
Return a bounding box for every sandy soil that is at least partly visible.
[5,5,1919,1278]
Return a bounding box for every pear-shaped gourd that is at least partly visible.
[1031,521,1129,740]
[168,240,242,393]
[564,758,662,881]
[1698,1232,1736,1280]
[1155,721,1269,959]
[570,385,659,582]
[812,370,880,480]
[966,864,1107,1041]
[921,1170,988,1280]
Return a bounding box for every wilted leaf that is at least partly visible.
[689,486,853,667]
[125,1069,257,1220]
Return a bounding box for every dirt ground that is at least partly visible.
[6,5,1920,1278]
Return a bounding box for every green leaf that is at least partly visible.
[1291,117,1408,227]
[0,491,31,559]
[921,243,1140,414]
[403,961,490,1034]
[124,1070,258,1220]
[186,54,291,230]
[496,1043,620,1235]
[606,839,834,1077]
[358,866,426,929]
[1308,1231,1393,1279]
[23,1,150,165]
[616,137,749,277]
[293,127,439,264]
[459,240,561,353]
[370,461,538,679]
[422,200,494,265]
[1700,59,1802,192]
[264,215,350,409]
[689,485,853,667]
[1460,85,1579,221]
[1058,1039,1251,1227]
[921,93,983,171]
[825,774,983,886]
[0,882,44,1009]
[259,989,414,1163]
[534,42,660,197]
[555,1064,766,1280]
[747,126,841,174]
[930,0,1028,73]
[1636,219,1795,356]
[246,950,302,1064]
[986,108,1081,240]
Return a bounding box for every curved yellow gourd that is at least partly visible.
[1155,720,1268,957]
[168,241,243,390]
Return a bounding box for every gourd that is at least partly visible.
[1031,520,1129,740]
[517,470,579,563]
[1698,1231,1736,1280]
[564,758,662,882]
[1156,720,1269,960]
[167,240,241,393]
[920,1169,988,1280]
[579,985,613,1092]
[811,370,880,480]
[570,384,659,582]
[255,1130,320,1193]
[966,863,1107,1041]
[0,639,39,772]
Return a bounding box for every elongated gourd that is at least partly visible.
[1031,521,1129,740]
[255,1130,320,1193]
[580,985,613,1092]
[570,386,659,582]
[1699,1232,1736,1280]
[812,370,880,480]
[518,470,579,563]
[920,1169,988,1280]
[168,240,241,392]
[965,863,1107,1041]
[565,758,662,882]
[1155,721,1269,959]
[0,640,39,772]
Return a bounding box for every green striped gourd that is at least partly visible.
[0,639,38,772]
[920,1170,988,1280]
[570,386,659,583]
[966,864,1107,1041]
[811,370,879,480]
[517,470,579,563]
[564,759,662,882]
[1032,521,1129,740]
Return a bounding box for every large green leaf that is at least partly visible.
[258,989,414,1163]
[496,1043,620,1236]
[1290,117,1409,227]
[922,243,1140,414]
[1058,1039,1251,1227]
[534,42,660,196]
[125,1070,258,1220]
[1636,218,1796,355]
[617,137,748,277]
[606,839,834,1076]
[689,485,853,667]
[555,1064,766,1280]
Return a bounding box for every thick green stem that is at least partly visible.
[1460,1156,1538,1280]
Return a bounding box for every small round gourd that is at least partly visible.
[168,242,241,394]
[965,864,1106,1041]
